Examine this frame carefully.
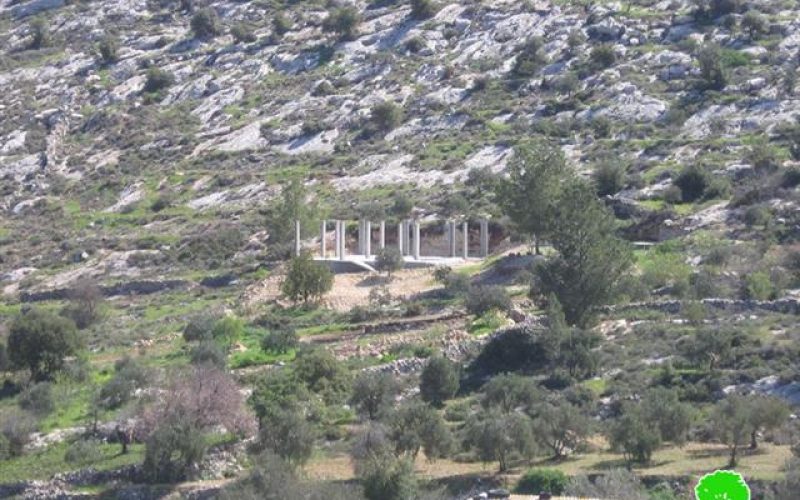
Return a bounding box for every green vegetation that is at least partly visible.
[323,6,361,41]
[7,309,82,382]
[516,468,568,495]
[281,252,334,304]
[191,8,221,39]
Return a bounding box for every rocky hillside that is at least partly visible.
[2,0,800,298]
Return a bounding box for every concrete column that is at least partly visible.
[340,221,346,260]
[449,220,457,258]
[334,221,341,259]
[358,220,363,255]
[294,220,301,257]
[404,220,409,255]
[365,221,372,258]
[320,220,326,258]
[480,219,489,258]
[462,221,469,259]
[379,221,386,250]
[397,222,404,254]
[413,221,421,260]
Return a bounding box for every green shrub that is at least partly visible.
[694,0,742,20]
[743,205,771,227]
[741,10,767,39]
[375,247,404,278]
[281,252,334,304]
[361,456,417,500]
[0,344,8,373]
[28,17,50,49]
[513,37,548,77]
[420,356,459,407]
[18,382,54,416]
[261,328,298,354]
[745,140,781,173]
[743,272,775,300]
[593,160,627,197]
[0,411,36,458]
[589,44,617,70]
[410,0,438,20]
[516,468,568,495]
[697,44,727,90]
[293,349,352,404]
[323,7,361,41]
[663,185,683,204]
[703,176,731,200]
[231,23,256,44]
[443,400,470,422]
[591,116,612,138]
[370,101,404,134]
[404,36,425,53]
[190,341,227,369]
[191,8,221,39]
[465,285,511,316]
[97,34,119,64]
[350,372,398,421]
[259,407,314,468]
[143,67,175,94]
[143,420,207,483]
[272,13,291,36]
[211,316,245,349]
[674,164,709,202]
[64,438,104,465]
[150,192,172,212]
[183,313,218,343]
[609,407,661,464]
[8,309,82,381]
[177,223,244,265]
[98,356,149,409]
[782,167,800,188]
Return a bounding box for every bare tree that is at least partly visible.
[64,277,104,329]
[136,365,257,440]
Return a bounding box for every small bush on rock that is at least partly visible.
[191,8,221,39]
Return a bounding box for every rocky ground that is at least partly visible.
[1,0,800,299]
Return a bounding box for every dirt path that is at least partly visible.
[244,266,459,313]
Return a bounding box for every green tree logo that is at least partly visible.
[695,470,751,500]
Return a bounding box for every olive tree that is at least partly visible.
[8,309,82,381]
[388,401,453,461]
[375,247,404,279]
[419,356,459,407]
[350,372,398,421]
[258,406,315,468]
[608,405,662,465]
[464,409,535,472]
[711,394,751,468]
[281,252,334,304]
[480,373,541,414]
[533,399,591,459]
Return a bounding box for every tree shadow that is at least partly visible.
[357,275,390,287]
[427,472,503,498]
[592,458,632,470]
[687,447,730,459]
